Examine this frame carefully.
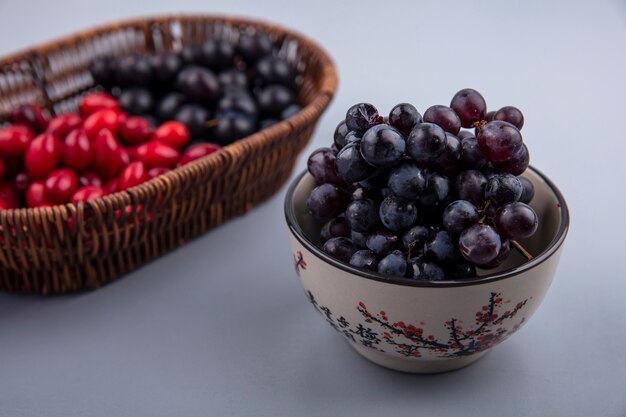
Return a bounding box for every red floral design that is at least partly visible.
[293,251,307,276]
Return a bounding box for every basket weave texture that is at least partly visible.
[0,15,337,294]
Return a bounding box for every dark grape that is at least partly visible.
[218,69,249,90]
[323,237,358,263]
[492,143,529,175]
[379,195,418,231]
[197,39,235,71]
[307,183,347,219]
[419,173,450,210]
[150,52,181,83]
[360,125,405,168]
[90,57,113,86]
[479,239,511,269]
[366,230,401,256]
[402,225,431,251]
[257,85,295,116]
[407,258,445,281]
[180,44,200,65]
[494,202,538,240]
[476,121,523,162]
[351,230,369,248]
[442,200,479,234]
[493,106,524,130]
[485,174,523,206]
[406,122,447,163]
[345,199,380,233]
[308,147,342,184]
[255,56,297,88]
[351,186,372,201]
[217,93,258,119]
[320,216,351,243]
[423,105,461,135]
[424,230,456,263]
[387,161,427,200]
[175,104,210,138]
[460,136,488,169]
[281,104,301,120]
[118,88,154,115]
[350,250,379,271]
[518,176,535,204]
[450,88,487,128]
[433,132,461,176]
[237,32,274,65]
[378,250,407,277]
[115,55,152,87]
[454,169,487,206]
[484,110,495,122]
[335,142,375,182]
[260,119,279,130]
[176,66,221,104]
[388,103,422,135]
[214,113,256,145]
[156,93,187,121]
[459,224,501,265]
[458,130,474,139]
[345,103,383,135]
[333,120,350,149]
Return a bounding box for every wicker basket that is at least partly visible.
[0,14,337,294]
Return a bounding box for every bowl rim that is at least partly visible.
[284,165,569,288]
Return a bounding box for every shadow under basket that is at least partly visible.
[0,14,337,294]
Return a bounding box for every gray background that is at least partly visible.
[0,0,625,416]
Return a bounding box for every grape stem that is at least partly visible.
[511,240,533,260]
[472,120,488,131]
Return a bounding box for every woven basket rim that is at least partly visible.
[0,13,338,215]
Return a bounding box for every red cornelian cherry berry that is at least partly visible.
[26,181,48,207]
[147,166,170,179]
[78,172,103,188]
[84,109,120,138]
[134,141,180,168]
[79,92,120,116]
[0,196,12,210]
[70,185,107,204]
[105,178,119,194]
[44,168,78,204]
[119,116,153,145]
[25,133,61,179]
[14,172,31,195]
[153,121,190,149]
[118,161,149,190]
[0,126,33,158]
[10,103,48,133]
[92,129,126,179]
[62,129,92,171]
[46,114,82,140]
[178,143,221,166]
[0,181,19,208]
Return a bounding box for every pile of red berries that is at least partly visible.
[0,94,220,209]
[306,89,538,281]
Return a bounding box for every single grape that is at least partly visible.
[323,237,358,263]
[257,85,295,116]
[360,125,406,168]
[423,105,461,135]
[335,142,375,182]
[407,258,446,281]
[378,250,407,277]
[254,56,297,88]
[445,260,477,279]
[406,122,447,163]
[518,176,535,204]
[306,183,347,219]
[479,239,511,269]
[176,66,221,104]
[214,113,256,145]
[476,121,523,162]
[492,143,529,175]
[493,106,524,130]
[484,110,496,122]
[450,88,487,128]
[197,39,234,71]
[119,88,154,115]
[351,230,369,248]
[455,169,488,207]
[494,202,538,240]
[156,93,187,122]
[442,200,479,234]
[366,229,401,256]
[281,104,301,120]
[333,120,350,149]
[388,103,422,135]
[419,173,451,210]
[115,55,152,87]
[459,224,502,265]
[387,161,427,200]
[433,132,461,176]
[345,198,380,233]
[175,104,210,138]
[485,174,523,206]
[218,69,249,90]
[307,147,343,184]
[150,52,181,84]
[424,230,457,263]
[320,216,351,243]
[350,250,379,271]
[217,92,258,119]
[345,103,383,135]
[237,32,274,65]
[402,225,431,252]
[379,195,418,231]
[460,136,488,169]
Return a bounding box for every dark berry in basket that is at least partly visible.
[197,39,235,71]
[387,161,427,200]
[118,88,154,115]
[494,202,538,240]
[281,104,301,120]
[176,66,221,104]
[259,119,279,129]
[476,120,523,162]
[90,57,114,86]
[180,44,201,65]
[238,32,274,65]
[156,93,188,121]
[256,85,295,116]
[455,170,487,207]
[218,70,249,90]
[333,120,351,149]
[116,55,152,87]
[150,52,182,83]
[175,104,211,138]
[217,93,258,119]
[255,56,297,88]
[214,113,256,145]
[459,224,502,265]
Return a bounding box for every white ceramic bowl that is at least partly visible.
[284,166,569,373]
